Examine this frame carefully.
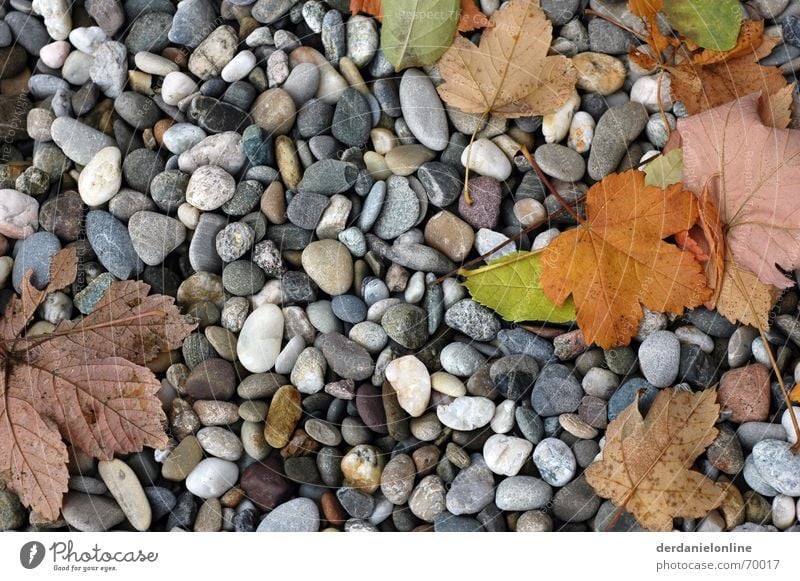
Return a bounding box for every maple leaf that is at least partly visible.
[0,247,196,520]
[676,189,779,329]
[628,0,662,18]
[436,0,576,118]
[350,0,382,20]
[585,388,727,532]
[539,170,710,348]
[678,92,800,290]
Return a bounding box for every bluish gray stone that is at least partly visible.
[86,210,144,280]
[11,231,61,293]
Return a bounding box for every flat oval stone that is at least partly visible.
[265,385,302,448]
[399,68,448,151]
[62,492,125,532]
[185,358,236,400]
[98,459,151,531]
[86,210,143,279]
[257,497,320,532]
[237,304,284,373]
[128,210,186,266]
[51,117,116,165]
[185,458,239,499]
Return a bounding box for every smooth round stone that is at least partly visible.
[409,475,447,522]
[9,231,58,292]
[221,50,256,83]
[0,189,38,239]
[418,162,462,207]
[373,175,420,240]
[98,459,151,531]
[399,69,448,151]
[437,396,495,431]
[188,25,237,80]
[348,321,387,353]
[62,492,125,532]
[223,260,265,296]
[552,476,601,523]
[301,240,353,296]
[534,144,586,182]
[185,358,236,400]
[385,144,436,176]
[340,444,384,493]
[162,71,198,106]
[186,165,236,211]
[257,498,320,532]
[237,304,284,373]
[531,364,583,417]
[532,438,577,487]
[440,342,486,377]
[144,487,176,522]
[290,347,327,394]
[461,139,511,181]
[459,176,502,229]
[40,40,71,67]
[163,124,207,156]
[446,456,495,515]
[381,303,428,349]
[495,476,553,511]
[572,52,626,96]
[282,62,320,106]
[62,51,93,85]
[128,211,186,266]
[185,458,239,499]
[331,294,367,324]
[638,330,680,387]
[332,87,371,146]
[385,355,431,417]
[380,454,415,505]
[588,102,649,180]
[250,88,296,135]
[753,439,800,496]
[445,299,500,341]
[197,427,243,461]
[51,117,116,165]
[483,434,533,477]
[86,211,142,280]
[346,14,378,66]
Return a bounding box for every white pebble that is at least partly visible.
[185,458,239,499]
[695,509,725,532]
[68,26,107,55]
[490,400,516,434]
[162,71,199,106]
[532,228,560,250]
[385,355,431,417]
[177,202,200,230]
[460,138,512,181]
[630,74,673,113]
[474,228,515,262]
[134,52,179,76]
[78,147,122,206]
[772,494,796,530]
[274,335,305,375]
[430,372,466,397]
[483,434,533,476]
[513,198,547,228]
[542,90,579,144]
[40,40,71,68]
[674,325,714,354]
[32,0,72,41]
[221,50,257,83]
[236,304,284,373]
[782,407,800,445]
[567,111,595,153]
[404,271,426,304]
[437,396,495,430]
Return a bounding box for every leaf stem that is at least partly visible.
[458,250,541,277]
[520,145,585,225]
[462,112,489,205]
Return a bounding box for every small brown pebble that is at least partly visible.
[220,486,245,509]
[280,428,319,459]
[412,444,440,476]
[260,180,286,224]
[321,491,347,526]
[445,443,471,469]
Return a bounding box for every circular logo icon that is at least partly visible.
[20,541,46,569]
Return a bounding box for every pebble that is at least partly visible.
[446,456,495,515]
[437,396,495,431]
[301,240,353,295]
[638,330,680,387]
[86,211,142,280]
[237,304,284,373]
[496,476,553,511]
[461,139,512,181]
[319,333,374,380]
[409,475,447,522]
[129,211,186,266]
[543,90,580,143]
[752,439,800,496]
[0,189,39,239]
[572,52,626,95]
[257,498,320,532]
[341,444,384,493]
[50,117,116,165]
[381,454,416,504]
[587,102,648,181]
[373,175,420,240]
[98,459,151,531]
[533,438,577,486]
[399,69,449,151]
[718,364,771,423]
[62,492,125,532]
[385,355,431,417]
[483,434,534,477]
[531,364,583,417]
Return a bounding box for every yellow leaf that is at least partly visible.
[586,388,727,532]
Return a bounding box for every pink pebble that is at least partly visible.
[39,41,71,69]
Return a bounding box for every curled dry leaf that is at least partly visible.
[436,0,577,118]
[539,169,710,348]
[585,388,727,532]
[0,247,196,520]
[678,92,800,289]
[458,0,492,32]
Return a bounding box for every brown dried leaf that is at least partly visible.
[436,0,577,118]
[0,369,69,522]
[53,280,195,365]
[0,248,195,519]
[759,82,796,129]
[458,0,491,31]
[585,388,727,532]
[628,0,662,18]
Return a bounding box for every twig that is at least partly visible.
[520,145,585,225]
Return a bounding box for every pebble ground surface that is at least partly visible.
[0,0,800,533]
